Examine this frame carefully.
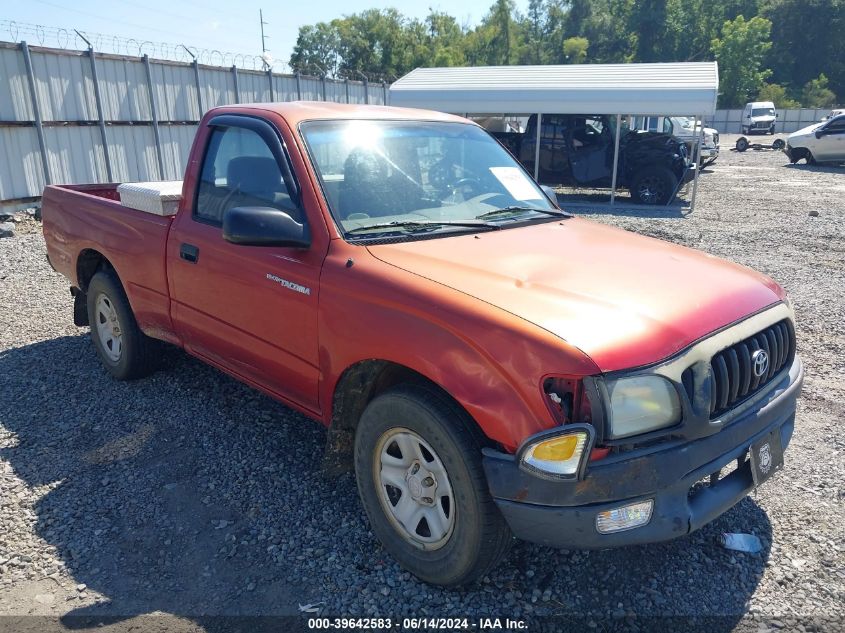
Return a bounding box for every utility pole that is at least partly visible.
[259,9,270,70]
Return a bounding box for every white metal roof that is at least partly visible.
[389,62,719,116]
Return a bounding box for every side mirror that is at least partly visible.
[815,130,824,139]
[776,113,779,118]
[222,206,310,248]
[541,185,559,207]
[746,114,751,118]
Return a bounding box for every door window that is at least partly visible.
[823,117,845,133]
[195,126,299,225]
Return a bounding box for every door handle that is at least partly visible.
[179,243,199,263]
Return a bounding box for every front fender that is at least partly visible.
[317,247,599,452]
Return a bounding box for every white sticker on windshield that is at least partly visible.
[489,167,543,201]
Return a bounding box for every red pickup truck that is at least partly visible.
[42,102,803,586]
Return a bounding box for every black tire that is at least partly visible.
[769,125,776,135]
[736,137,749,152]
[354,383,512,586]
[772,138,785,151]
[629,166,677,205]
[86,270,158,380]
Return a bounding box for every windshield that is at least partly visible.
[752,108,775,117]
[300,120,557,240]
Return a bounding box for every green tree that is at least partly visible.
[763,0,845,108]
[711,15,773,107]
[562,36,589,63]
[801,74,837,108]
[290,22,341,76]
[757,82,800,108]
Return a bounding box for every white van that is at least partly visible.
[742,102,777,135]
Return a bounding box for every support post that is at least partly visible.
[533,113,542,181]
[193,59,203,117]
[345,78,350,104]
[689,114,703,212]
[86,47,113,182]
[295,72,302,100]
[610,113,622,205]
[363,76,369,104]
[321,75,327,101]
[142,54,166,180]
[267,69,275,102]
[20,41,51,186]
[231,65,240,104]
[382,81,387,105]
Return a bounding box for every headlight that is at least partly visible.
[606,376,681,439]
[518,425,593,480]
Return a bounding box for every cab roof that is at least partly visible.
[211,101,470,127]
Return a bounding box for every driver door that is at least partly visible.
[167,117,324,413]
[815,117,845,160]
[569,115,613,185]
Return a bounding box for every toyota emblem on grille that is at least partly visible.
[752,349,769,377]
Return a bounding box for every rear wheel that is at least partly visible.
[86,270,158,380]
[354,383,512,586]
[629,166,676,205]
[736,137,749,152]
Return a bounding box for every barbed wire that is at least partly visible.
[0,19,289,72]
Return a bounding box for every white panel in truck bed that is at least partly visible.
[117,181,183,216]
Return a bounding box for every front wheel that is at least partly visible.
[629,166,677,205]
[86,270,158,380]
[354,384,512,586]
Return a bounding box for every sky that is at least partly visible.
[3,0,515,68]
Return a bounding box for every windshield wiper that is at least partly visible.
[345,219,501,236]
[475,206,571,220]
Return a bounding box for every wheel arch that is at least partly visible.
[76,248,115,292]
[322,359,488,476]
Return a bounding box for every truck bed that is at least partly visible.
[41,183,175,341]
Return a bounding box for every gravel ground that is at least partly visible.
[1,136,844,631]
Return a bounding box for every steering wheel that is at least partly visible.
[450,177,483,198]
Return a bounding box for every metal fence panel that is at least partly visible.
[44,125,106,184]
[238,71,271,103]
[199,66,235,110]
[0,126,44,200]
[272,75,299,102]
[152,62,200,121]
[106,125,160,182]
[97,56,152,121]
[160,124,198,181]
[0,45,34,120]
[31,49,97,121]
[298,77,322,101]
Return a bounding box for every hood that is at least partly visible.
[624,130,680,149]
[789,121,824,139]
[751,115,776,122]
[367,219,784,372]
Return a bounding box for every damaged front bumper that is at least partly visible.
[482,356,803,549]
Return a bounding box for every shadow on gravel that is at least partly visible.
[573,204,689,219]
[1,335,773,631]
[782,162,845,174]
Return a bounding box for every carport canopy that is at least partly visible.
[389,62,719,116]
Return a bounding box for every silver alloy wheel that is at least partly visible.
[94,293,123,362]
[374,428,456,550]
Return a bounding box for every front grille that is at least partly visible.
[709,319,795,417]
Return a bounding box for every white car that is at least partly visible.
[822,108,845,121]
[785,114,845,164]
[742,101,777,135]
